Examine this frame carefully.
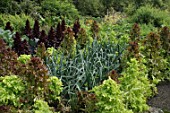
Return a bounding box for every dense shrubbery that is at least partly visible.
[131,5,170,27]
[0,13,34,31]
[41,0,79,19]
[92,77,133,113]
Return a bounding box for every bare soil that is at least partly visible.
[147,81,170,112]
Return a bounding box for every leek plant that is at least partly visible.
[46,39,127,100]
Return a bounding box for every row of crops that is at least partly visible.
[0,17,170,112]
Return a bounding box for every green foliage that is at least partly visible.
[0,0,41,17]
[75,0,105,17]
[36,43,48,61]
[159,26,170,56]
[74,0,167,17]
[46,76,63,103]
[0,28,15,48]
[18,0,41,17]
[33,100,53,113]
[46,47,57,56]
[101,0,127,12]
[142,32,167,82]
[46,39,125,111]
[121,23,141,66]
[159,27,170,80]
[47,39,123,91]
[92,77,133,113]
[17,54,31,64]
[131,5,170,27]
[0,13,34,31]
[103,20,131,45]
[77,28,93,49]
[91,21,100,39]
[41,0,79,19]
[60,27,77,57]
[0,0,13,13]
[119,58,154,112]
[140,23,157,36]
[0,75,25,107]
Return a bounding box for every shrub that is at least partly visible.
[72,91,97,112]
[92,77,133,113]
[159,26,170,57]
[46,76,63,104]
[17,57,49,104]
[91,21,100,39]
[142,32,167,82]
[74,0,105,17]
[0,13,34,31]
[17,54,31,64]
[119,58,154,112]
[18,0,41,17]
[33,100,53,113]
[77,28,93,49]
[0,0,13,13]
[131,5,170,27]
[41,0,79,20]
[121,23,142,71]
[0,38,19,77]
[0,75,25,107]
[13,32,30,55]
[60,27,77,56]
[47,27,56,48]
[159,27,170,80]
[140,23,157,36]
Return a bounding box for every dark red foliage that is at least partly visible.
[61,19,66,32]
[145,32,161,50]
[56,22,64,47]
[38,30,48,46]
[56,22,62,40]
[0,38,19,76]
[18,57,49,104]
[128,41,140,60]
[0,106,11,113]
[130,23,140,42]
[13,32,30,55]
[5,22,13,32]
[47,27,56,48]
[33,20,40,39]
[21,40,31,55]
[159,26,170,56]
[76,91,97,112]
[91,21,99,39]
[108,70,120,83]
[13,32,22,53]
[24,19,32,38]
[73,19,81,39]
[128,41,139,53]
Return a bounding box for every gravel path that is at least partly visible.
[147,81,170,112]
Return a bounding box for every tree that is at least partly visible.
[41,0,79,19]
